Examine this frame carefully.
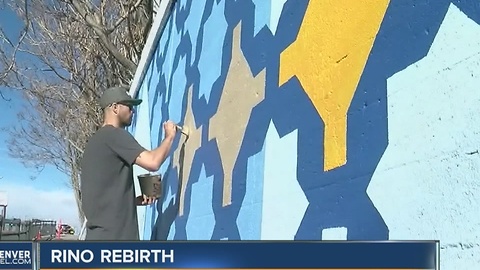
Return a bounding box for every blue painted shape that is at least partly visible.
[453,0,480,23]
[150,162,181,240]
[163,12,182,103]
[185,164,215,239]
[197,0,228,102]
[289,0,480,240]
[158,13,172,59]
[235,0,389,240]
[184,0,207,65]
[147,56,161,113]
[252,0,270,36]
[148,41,167,146]
[181,137,246,240]
[236,145,265,239]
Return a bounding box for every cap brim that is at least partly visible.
[122,99,142,106]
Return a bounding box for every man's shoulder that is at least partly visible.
[97,125,132,136]
[84,126,119,147]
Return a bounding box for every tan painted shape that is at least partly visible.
[209,22,266,206]
[172,85,202,216]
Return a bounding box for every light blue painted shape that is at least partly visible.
[168,54,188,124]
[147,49,163,120]
[149,96,163,147]
[134,84,152,146]
[185,164,215,240]
[163,10,182,102]
[197,0,228,102]
[158,14,171,60]
[270,0,287,35]
[321,227,348,240]
[261,120,307,240]
[252,0,287,35]
[179,0,187,10]
[252,0,270,36]
[144,56,157,99]
[184,0,207,65]
[162,180,176,213]
[236,145,265,239]
[167,221,176,240]
[161,181,177,240]
[148,57,164,146]
[142,204,155,240]
[368,4,480,269]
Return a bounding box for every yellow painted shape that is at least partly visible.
[279,0,390,171]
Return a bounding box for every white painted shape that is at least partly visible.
[261,120,307,240]
[270,0,287,34]
[321,227,348,240]
[369,4,480,269]
[132,84,152,239]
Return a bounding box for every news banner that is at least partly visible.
[1,240,439,270]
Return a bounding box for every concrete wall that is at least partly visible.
[129,0,480,269]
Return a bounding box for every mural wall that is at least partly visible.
[130,0,480,269]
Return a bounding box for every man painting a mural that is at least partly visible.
[79,86,177,240]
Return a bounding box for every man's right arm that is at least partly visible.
[135,135,175,172]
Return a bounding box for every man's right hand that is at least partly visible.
[163,120,176,139]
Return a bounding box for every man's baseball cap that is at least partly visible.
[99,86,142,109]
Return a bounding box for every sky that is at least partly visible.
[0,5,80,230]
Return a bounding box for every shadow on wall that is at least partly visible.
[150,136,188,240]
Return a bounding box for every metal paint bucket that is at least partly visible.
[137,173,162,198]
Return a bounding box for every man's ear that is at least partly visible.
[112,103,119,114]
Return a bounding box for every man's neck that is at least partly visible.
[102,120,122,129]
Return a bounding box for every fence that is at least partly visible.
[0,217,56,241]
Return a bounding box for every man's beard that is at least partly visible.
[121,116,132,127]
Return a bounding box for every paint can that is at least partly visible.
[137,173,162,198]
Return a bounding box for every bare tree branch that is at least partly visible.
[0,0,156,224]
[0,0,29,84]
[67,0,137,72]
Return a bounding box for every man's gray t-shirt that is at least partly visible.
[80,125,146,240]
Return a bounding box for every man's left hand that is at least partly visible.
[136,194,157,205]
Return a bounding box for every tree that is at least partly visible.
[0,0,158,224]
